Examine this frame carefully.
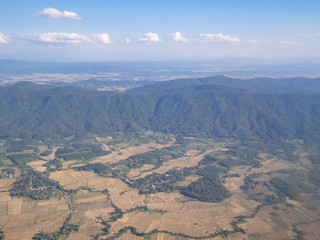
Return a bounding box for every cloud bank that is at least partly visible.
[92,34,113,44]
[34,33,89,44]
[248,39,259,44]
[296,33,320,40]
[30,33,113,44]
[172,32,188,43]
[280,41,298,45]
[0,33,11,43]
[139,32,161,43]
[200,33,240,43]
[37,7,82,20]
[123,38,131,44]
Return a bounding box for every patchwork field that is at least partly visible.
[27,160,48,172]
[66,190,114,240]
[0,134,319,239]
[135,149,211,179]
[240,202,320,240]
[39,147,59,161]
[92,141,174,164]
[127,164,155,179]
[0,179,15,192]
[50,170,146,211]
[0,192,69,240]
[149,193,258,237]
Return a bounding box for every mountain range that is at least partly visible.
[0,76,319,145]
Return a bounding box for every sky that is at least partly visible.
[0,0,319,61]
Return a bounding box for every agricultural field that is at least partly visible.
[0,133,319,239]
[0,192,69,240]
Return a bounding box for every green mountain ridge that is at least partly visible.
[0,78,319,144]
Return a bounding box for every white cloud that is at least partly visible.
[34,33,90,44]
[124,38,131,44]
[0,33,11,43]
[199,33,240,43]
[248,39,259,44]
[139,32,161,43]
[172,32,188,43]
[92,33,113,44]
[29,32,116,44]
[37,7,82,20]
[296,33,320,39]
[280,41,298,45]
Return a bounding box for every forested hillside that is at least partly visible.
[0,78,319,144]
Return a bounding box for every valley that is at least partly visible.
[0,75,319,239]
[0,131,319,240]
[2,0,320,239]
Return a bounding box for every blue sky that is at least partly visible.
[0,0,319,61]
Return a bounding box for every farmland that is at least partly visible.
[0,192,69,240]
[0,132,319,239]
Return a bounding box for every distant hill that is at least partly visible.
[1,59,320,77]
[129,75,320,94]
[0,79,319,144]
[0,60,141,74]
[59,78,153,91]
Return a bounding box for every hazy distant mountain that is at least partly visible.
[129,75,320,93]
[1,59,320,77]
[0,60,140,74]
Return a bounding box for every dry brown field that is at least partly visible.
[252,157,297,174]
[62,160,78,169]
[2,137,319,240]
[224,174,246,192]
[224,156,298,193]
[50,170,96,190]
[27,160,48,172]
[239,202,318,240]
[150,233,180,240]
[0,179,15,191]
[131,149,212,180]
[6,150,34,156]
[109,211,163,235]
[222,155,320,240]
[174,175,201,187]
[0,193,69,240]
[39,147,59,161]
[50,170,145,211]
[105,191,259,239]
[151,150,209,174]
[104,152,304,239]
[127,164,155,179]
[66,190,114,240]
[297,221,320,240]
[50,169,118,191]
[71,163,86,168]
[113,231,144,240]
[99,178,146,211]
[149,232,244,240]
[92,140,174,164]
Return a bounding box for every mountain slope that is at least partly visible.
[0,81,319,142]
